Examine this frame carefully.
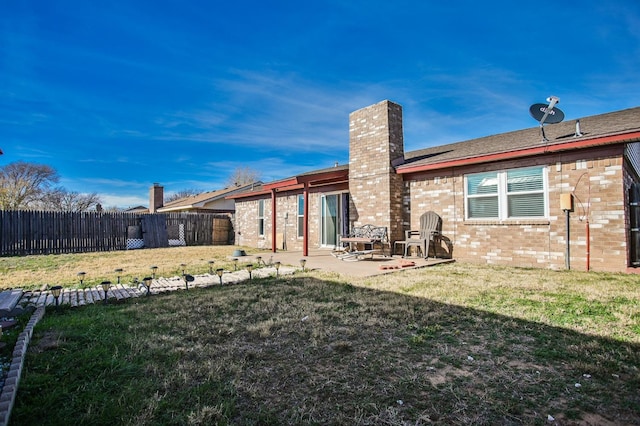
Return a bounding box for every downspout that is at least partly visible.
[303,183,309,257]
[271,189,277,253]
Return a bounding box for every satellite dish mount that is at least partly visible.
[529,96,565,142]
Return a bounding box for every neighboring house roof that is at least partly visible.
[124,205,148,213]
[158,182,261,212]
[226,182,266,198]
[398,107,640,174]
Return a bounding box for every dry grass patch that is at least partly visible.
[12,271,640,425]
[3,249,640,423]
[359,263,640,343]
[0,246,257,289]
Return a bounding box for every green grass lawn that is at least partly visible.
[9,259,640,425]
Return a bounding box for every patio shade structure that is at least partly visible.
[229,166,349,256]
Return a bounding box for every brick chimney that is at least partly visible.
[348,100,405,244]
[149,183,164,213]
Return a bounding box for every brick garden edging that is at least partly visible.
[0,305,45,426]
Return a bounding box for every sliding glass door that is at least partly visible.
[320,194,340,247]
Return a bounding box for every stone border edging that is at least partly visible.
[0,305,45,426]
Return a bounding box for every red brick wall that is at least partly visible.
[234,184,348,251]
[233,101,637,272]
[349,100,405,243]
[404,146,631,272]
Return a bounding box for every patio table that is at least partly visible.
[341,237,387,255]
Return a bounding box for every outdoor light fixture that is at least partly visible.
[100,281,111,305]
[150,265,158,279]
[232,258,238,270]
[256,256,262,266]
[274,261,281,277]
[143,276,152,296]
[50,285,63,307]
[208,260,215,274]
[77,271,86,286]
[183,274,194,290]
[216,268,224,285]
[300,259,307,272]
[246,264,253,279]
[114,268,123,284]
[180,263,187,276]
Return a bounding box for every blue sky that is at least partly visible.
[2,1,640,209]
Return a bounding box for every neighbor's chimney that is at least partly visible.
[149,183,164,213]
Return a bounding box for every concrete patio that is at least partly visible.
[245,249,454,278]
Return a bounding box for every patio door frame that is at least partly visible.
[319,192,349,249]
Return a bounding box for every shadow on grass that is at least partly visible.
[11,276,640,425]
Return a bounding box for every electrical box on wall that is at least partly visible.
[560,193,574,212]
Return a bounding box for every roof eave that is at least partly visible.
[156,205,195,212]
[263,177,298,190]
[397,131,640,174]
[226,189,271,200]
[231,168,349,198]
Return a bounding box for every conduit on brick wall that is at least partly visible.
[571,172,591,271]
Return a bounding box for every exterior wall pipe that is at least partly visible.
[572,173,591,271]
[586,219,590,271]
[303,183,309,257]
[565,209,571,270]
[560,193,575,270]
[271,189,277,253]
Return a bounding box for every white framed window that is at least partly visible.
[465,166,547,220]
[297,194,304,238]
[257,199,265,236]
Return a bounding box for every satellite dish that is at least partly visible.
[530,96,565,142]
[529,103,565,124]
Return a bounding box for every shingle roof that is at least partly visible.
[297,164,349,177]
[399,106,640,171]
[228,106,640,198]
[160,182,260,209]
[227,164,350,198]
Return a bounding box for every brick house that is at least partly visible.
[146,182,260,214]
[230,100,640,272]
[156,183,261,214]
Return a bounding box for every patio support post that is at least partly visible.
[303,182,309,257]
[271,188,277,252]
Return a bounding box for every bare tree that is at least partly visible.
[225,166,261,187]
[0,161,59,209]
[165,188,200,203]
[36,188,102,212]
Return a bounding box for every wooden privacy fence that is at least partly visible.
[0,210,233,256]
